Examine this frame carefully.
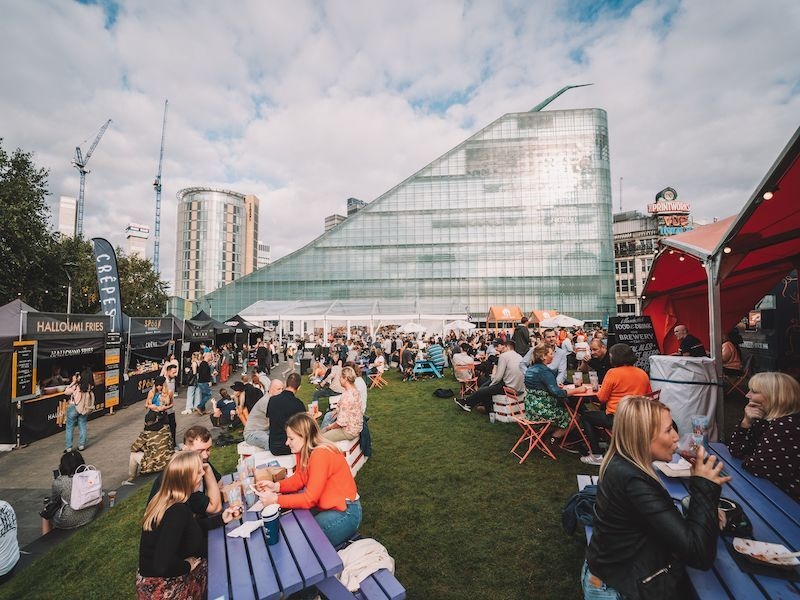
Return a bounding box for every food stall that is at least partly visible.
[21,311,112,444]
[123,316,184,406]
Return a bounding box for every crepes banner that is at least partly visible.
[92,237,123,332]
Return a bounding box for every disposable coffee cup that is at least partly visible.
[261,503,281,545]
[489,412,496,424]
[107,490,116,508]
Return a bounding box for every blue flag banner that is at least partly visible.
[91,237,123,332]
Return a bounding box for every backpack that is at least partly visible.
[433,388,455,398]
[70,464,103,510]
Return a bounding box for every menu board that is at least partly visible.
[105,332,121,408]
[12,340,37,401]
[607,316,660,373]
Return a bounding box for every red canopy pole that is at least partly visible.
[706,255,725,441]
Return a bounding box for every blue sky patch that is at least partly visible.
[75,0,120,28]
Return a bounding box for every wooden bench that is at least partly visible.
[315,568,406,600]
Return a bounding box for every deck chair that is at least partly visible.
[506,386,556,463]
[724,354,752,397]
[453,365,478,399]
[369,371,388,389]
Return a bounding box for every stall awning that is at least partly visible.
[221,314,264,335]
[643,125,800,354]
[486,306,524,323]
[529,309,559,325]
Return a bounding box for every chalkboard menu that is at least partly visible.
[607,316,660,373]
[12,340,37,401]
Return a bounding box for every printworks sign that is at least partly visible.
[27,313,111,339]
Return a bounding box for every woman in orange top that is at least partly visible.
[255,412,361,547]
[580,343,651,465]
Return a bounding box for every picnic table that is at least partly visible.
[208,474,405,600]
[578,443,800,599]
[412,360,442,378]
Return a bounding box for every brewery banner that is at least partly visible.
[26,313,111,340]
[92,237,123,333]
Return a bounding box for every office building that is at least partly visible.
[174,187,260,301]
[202,107,615,320]
[347,197,367,216]
[56,196,77,238]
[125,223,150,258]
[257,242,271,269]
[324,214,346,231]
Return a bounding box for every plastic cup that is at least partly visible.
[228,485,242,509]
[312,400,319,412]
[691,414,710,445]
[572,372,583,387]
[588,371,599,392]
[261,503,281,545]
[107,490,116,508]
[308,403,314,414]
[489,412,496,424]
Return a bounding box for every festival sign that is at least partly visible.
[26,313,111,340]
[607,315,660,373]
[11,340,37,401]
[646,187,693,236]
[105,332,121,408]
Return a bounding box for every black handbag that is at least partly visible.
[40,496,62,520]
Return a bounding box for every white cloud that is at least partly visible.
[1,0,799,297]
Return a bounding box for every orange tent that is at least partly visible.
[486,306,524,330]
[528,310,559,326]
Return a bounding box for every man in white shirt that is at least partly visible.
[455,340,524,413]
[543,328,567,385]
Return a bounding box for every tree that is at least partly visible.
[0,139,57,308]
[116,249,170,317]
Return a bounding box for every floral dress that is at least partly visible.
[523,363,571,429]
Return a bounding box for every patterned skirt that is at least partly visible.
[135,559,207,599]
[524,389,571,429]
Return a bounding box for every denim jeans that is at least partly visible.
[198,382,212,411]
[65,404,87,449]
[581,561,622,599]
[314,499,362,548]
[185,385,200,412]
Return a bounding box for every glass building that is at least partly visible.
[175,187,260,301]
[203,108,615,321]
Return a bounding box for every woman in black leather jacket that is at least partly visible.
[584,395,730,599]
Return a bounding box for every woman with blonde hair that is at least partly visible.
[136,452,241,598]
[584,395,729,599]
[729,371,800,499]
[256,412,361,546]
[322,366,363,442]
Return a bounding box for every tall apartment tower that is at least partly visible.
[174,187,260,301]
[125,223,150,258]
[257,242,271,269]
[57,196,77,238]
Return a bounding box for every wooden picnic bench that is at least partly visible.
[208,474,405,600]
[412,360,442,378]
[577,443,800,599]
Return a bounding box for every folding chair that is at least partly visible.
[453,365,478,399]
[724,354,752,397]
[369,371,388,389]
[506,387,556,463]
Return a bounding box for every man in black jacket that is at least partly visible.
[265,373,305,455]
[511,316,531,357]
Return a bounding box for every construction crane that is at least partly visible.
[72,119,112,237]
[153,99,168,273]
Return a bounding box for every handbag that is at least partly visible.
[70,464,103,510]
[40,496,63,520]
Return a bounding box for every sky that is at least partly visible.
[1,0,799,292]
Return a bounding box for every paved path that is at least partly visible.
[0,359,296,549]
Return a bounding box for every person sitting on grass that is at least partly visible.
[522,343,587,446]
[48,450,103,530]
[322,366,364,442]
[579,343,652,466]
[209,388,240,429]
[728,372,800,500]
[255,413,362,548]
[128,407,174,482]
[136,452,241,599]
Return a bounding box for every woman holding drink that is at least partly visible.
[136,452,242,599]
[255,412,361,547]
[583,395,730,599]
[728,372,800,500]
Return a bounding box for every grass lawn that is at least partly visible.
[0,369,748,599]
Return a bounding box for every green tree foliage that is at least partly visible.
[117,249,170,317]
[0,139,57,308]
[0,138,170,316]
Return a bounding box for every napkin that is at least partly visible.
[248,500,265,513]
[227,520,263,538]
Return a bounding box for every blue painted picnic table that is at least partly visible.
[579,443,800,599]
[412,360,442,378]
[208,474,343,600]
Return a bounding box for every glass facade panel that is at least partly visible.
[204,109,614,320]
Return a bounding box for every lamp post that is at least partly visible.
[63,262,77,314]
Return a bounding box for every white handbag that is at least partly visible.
[70,464,103,510]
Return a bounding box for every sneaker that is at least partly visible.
[78,445,85,451]
[580,454,604,466]
[64,448,72,453]
[181,410,191,415]
[454,398,471,412]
